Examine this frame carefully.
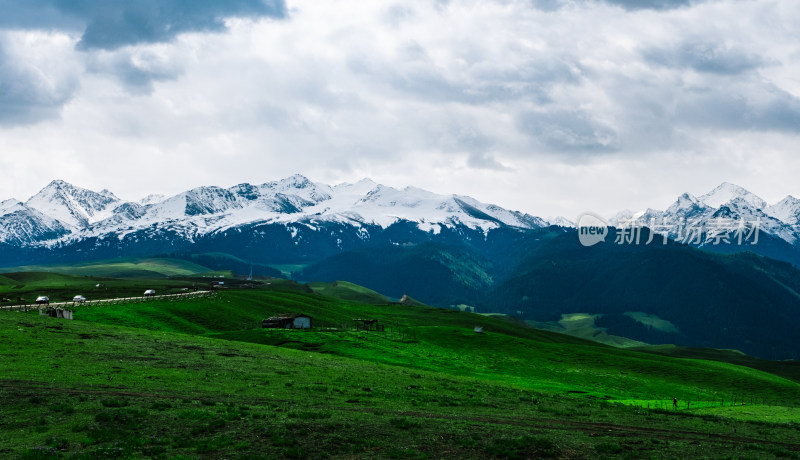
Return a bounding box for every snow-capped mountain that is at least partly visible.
[5,177,800,268]
[698,182,767,210]
[25,180,121,229]
[766,196,800,225]
[138,194,166,206]
[1,175,545,252]
[0,199,71,245]
[603,182,800,250]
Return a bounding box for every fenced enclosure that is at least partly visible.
[0,290,215,312]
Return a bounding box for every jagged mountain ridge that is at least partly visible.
[4,177,800,269]
[25,179,122,229]
[604,182,800,247]
[0,175,546,250]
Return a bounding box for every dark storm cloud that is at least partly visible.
[0,43,77,125]
[603,0,696,10]
[526,0,703,11]
[675,85,800,133]
[644,42,765,75]
[528,0,565,12]
[467,153,513,171]
[348,41,580,107]
[0,0,286,50]
[86,51,183,95]
[0,0,285,123]
[517,109,619,153]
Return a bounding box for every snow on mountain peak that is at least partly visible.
[0,199,23,215]
[25,180,121,228]
[47,179,70,188]
[699,182,766,210]
[767,195,800,225]
[675,192,699,208]
[0,175,552,247]
[547,216,575,227]
[270,174,313,190]
[263,174,332,204]
[138,194,166,206]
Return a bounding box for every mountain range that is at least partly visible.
[604,182,800,267]
[0,176,543,258]
[3,177,800,259]
[4,176,800,359]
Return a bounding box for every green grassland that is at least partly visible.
[1,276,800,457]
[527,313,649,348]
[0,257,212,279]
[306,280,393,304]
[0,272,201,305]
[632,344,800,385]
[3,313,800,459]
[72,289,800,405]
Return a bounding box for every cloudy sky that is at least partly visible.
[1,0,799,219]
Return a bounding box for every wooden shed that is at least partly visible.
[262,313,312,329]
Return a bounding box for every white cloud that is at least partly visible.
[0,0,799,219]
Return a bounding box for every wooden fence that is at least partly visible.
[0,290,215,312]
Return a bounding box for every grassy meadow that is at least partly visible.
[1,274,799,458]
[0,257,213,279]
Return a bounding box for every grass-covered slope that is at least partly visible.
[487,230,800,360]
[3,310,800,458]
[166,252,285,278]
[293,227,800,360]
[307,280,393,304]
[0,272,201,305]
[0,257,213,278]
[299,242,495,307]
[72,288,800,407]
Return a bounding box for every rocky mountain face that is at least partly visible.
[0,175,547,266]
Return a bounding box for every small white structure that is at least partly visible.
[474,326,484,334]
[143,289,156,297]
[262,314,312,329]
[292,315,311,329]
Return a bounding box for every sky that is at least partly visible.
[1,0,799,220]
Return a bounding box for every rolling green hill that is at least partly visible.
[164,252,285,278]
[299,242,495,307]
[2,275,800,458]
[307,280,394,304]
[72,288,800,406]
[0,271,201,304]
[1,257,213,279]
[4,312,800,458]
[295,228,800,360]
[486,230,800,360]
